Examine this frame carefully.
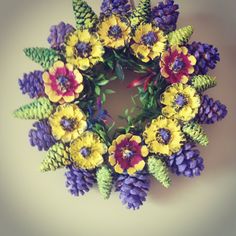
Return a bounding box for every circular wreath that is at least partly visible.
[14,0,227,210]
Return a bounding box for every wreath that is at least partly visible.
[14,0,227,210]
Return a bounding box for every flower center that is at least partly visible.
[171,58,185,72]
[122,149,134,159]
[108,25,122,39]
[175,94,187,108]
[60,117,76,131]
[76,42,92,58]
[80,147,91,158]
[156,128,171,145]
[142,32,158,46]
[57,75,71,92]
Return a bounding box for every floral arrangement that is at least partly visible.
[14,0,227,210]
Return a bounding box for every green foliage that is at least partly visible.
[96,165,113,199]
[147,157,171,188]
[183,122,209,146]
[72,0,98,30]
[191,75,217,92]
[115,62,125,81]
[168,26,193,46]
[40,143,71,172]
[13,98,53,120]
[24,47,61,69]
[130,0,151,28]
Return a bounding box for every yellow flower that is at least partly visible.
[131,23,167,63]
[143,116,185,156]
[43,61,84,104]
[65,29,104,71]
[161,84,201,122]
[98,15,131,49]
[49,104,87,143]
[108,133,149,175]
[69,131,107,170]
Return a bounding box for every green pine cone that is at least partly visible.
[147,157,171,188]
[96,165,113,199]
[24,47,61,69]
[191,75,217,92]
[72,0,98,30]
[130,0,151,28]
[182,122,209,146]
[13,98,54,120]
[168,26,193,46]
[41,143,71,172]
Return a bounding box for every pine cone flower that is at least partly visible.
[115,173,150,210]
[65,165,96,196]
[151,0,179,33]
[167,143,204,177]
[100,0,131,17]
[18,71,45,99]
[29,120,56,151]
[48,22,75,51]
[196,95,227,124]
[187,42,220,75]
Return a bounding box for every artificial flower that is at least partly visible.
[160,83,201,122]
[160,45,196,83]
[143,115,185,156]
[49,104,87,143]
[131,23,167,62]
[108,133,149,175]
[65,29,104,70]
[69,131,107,170]
[98,15,131,49]
[43,61,84,104]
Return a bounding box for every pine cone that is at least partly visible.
[115,173,150,210]
[13,98,54,120]
[187,42,220,75]
[29,120,56,151]
[147,157,171,188]
[24,47,61,69]
[129,0,151,28]
[196,95,227,124]
[168,25,193,46]
[96,165,113,199]
[191,75,217,92]
[41,143,71,172]
[48,21,75,51]
[100,0,131,17]
[151,0,179,33]
[167,143,204,177]
[65,165,96,196]
[18,71,45,99]
[182,122,209,146]
[72,0,98,30]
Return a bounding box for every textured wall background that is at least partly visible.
[0,0,235,236]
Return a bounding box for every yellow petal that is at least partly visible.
[141,146,149,157]
[130,135,141,144]
[134,160,145,171]
[114,163,123,174]
[109,155,116,166]
[127,167,137,175]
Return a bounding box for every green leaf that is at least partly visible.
[95,86,101,95]
[97,80,110,86]
[104,89,115,94]
[101,93,106,104]
[115,62,125,81]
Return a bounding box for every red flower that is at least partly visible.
[160,46,196,84]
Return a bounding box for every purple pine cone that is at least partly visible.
[65,165,96,197]
[29,120,56,151]
[48,21,75,51]
[151,0,179,33]
[18,71,45,99]
[187,42,220,75]
[196,95,227,124]
[115,173,150,210]
[100,0,131,17]
[167,143,204,177]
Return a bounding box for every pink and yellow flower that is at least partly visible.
[108,133,149,175]
[43,61,84,104]
[160,46,196,84]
